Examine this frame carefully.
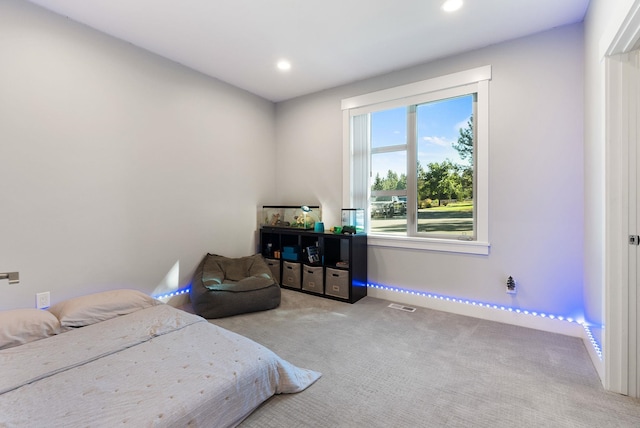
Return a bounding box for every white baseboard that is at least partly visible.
[581,326,605,381]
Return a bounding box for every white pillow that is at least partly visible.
[0,308,61,350]
[48,289,161,328]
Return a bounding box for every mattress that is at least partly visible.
[0,304,321,427]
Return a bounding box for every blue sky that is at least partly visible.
[370,95,472,180]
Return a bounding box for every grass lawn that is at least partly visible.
[422,201,473,212]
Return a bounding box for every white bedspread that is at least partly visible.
[0,304,320,427]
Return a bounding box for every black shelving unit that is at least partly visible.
[260,227,367,303]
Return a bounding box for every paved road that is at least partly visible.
[370,213,473,234]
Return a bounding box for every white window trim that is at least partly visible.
[342,66,491,255]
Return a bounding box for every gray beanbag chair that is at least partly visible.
[190,253,281,319]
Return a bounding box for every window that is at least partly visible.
[342,66,490,255]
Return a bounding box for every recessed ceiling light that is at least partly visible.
[442,0,463,12]
[276,60,291,71]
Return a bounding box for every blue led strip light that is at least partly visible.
[152,287,191,300]
[582,324,603,360]
[151,283,604,361]
[368,283,603,360]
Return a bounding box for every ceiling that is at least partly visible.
[26,0,590,102]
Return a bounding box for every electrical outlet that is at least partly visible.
[36,292,50,309]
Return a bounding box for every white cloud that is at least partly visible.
[422,135,452,147]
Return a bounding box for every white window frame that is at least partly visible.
[341,66,491,255]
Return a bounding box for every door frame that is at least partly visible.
[603,0,640,396]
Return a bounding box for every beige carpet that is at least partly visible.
[208,289,640,427]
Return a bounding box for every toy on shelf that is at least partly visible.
[341,208,365,234]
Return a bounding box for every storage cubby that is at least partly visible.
[259,227,367,303]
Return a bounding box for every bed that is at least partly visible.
[0,290,321,427]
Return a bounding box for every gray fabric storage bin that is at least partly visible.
[325,268,349,299]
[282,261,302,289]
[302,265,324,294]
[265,258,281,285]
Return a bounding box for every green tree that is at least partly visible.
[453,116,473,166]
[372,173,383,191]
[460,167,473,199]
[396,173,407,190]
[420,160,464,205]
[371,170,407,191]
[383,170,399,190]
[452,116,474,200]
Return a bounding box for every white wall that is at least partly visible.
[276,25,585,323]
[0,0,276,310]
[582,0,618,370]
